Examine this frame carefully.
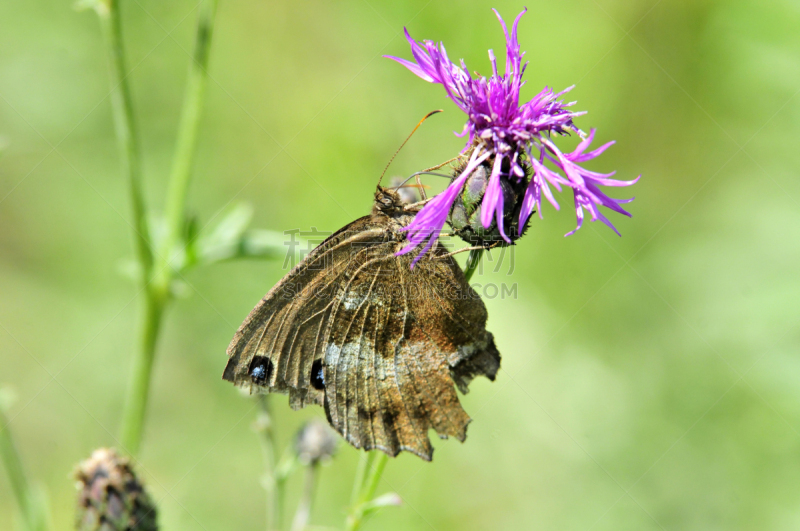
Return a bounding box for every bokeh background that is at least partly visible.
[2,0,800,529]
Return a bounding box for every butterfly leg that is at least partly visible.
[420,153,467,173]
[415,174,427,201]
[403,197,434,211]
[439,242,500,259]
[440,246,484,258]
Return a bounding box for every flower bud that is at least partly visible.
[294,420,337,466]
[447,157,531,247]
[74,448,157,531]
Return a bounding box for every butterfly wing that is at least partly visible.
[223,216,500,460]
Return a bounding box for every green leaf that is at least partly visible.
[195,204,253,264]
[194,203,288,264]
[361,492,402,516]
[73,0,108,15]
[203,203,254,248]
[182,214,201,270]
[236,230,287,260]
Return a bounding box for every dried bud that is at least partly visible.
[389,176,420,205]
[294,420,337,466]
[74,448,157,531]
[447,157,531,247]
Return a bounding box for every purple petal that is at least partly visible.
[404,28,441,82]
[565,196,586,237]
[572,140,615,162]
[573,128,596,156]
[519,177,539,229]
[383,55,435,82]
[480,154,505,229]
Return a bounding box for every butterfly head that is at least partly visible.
[372,186,406,216]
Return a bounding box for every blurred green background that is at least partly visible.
[2,0,800,529]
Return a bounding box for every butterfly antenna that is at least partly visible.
[378,109,443,187]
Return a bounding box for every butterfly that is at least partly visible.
[223,186,501,460]
[223,105,502,459]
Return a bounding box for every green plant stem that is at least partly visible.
[360,453,388,505]
[290,464,318,531]
[157,0,218,286]
[0,407,45,531]
[349,452,374,506]
[120,293,164,453]
[257,396,280,531]
[98,0,153,280]
[273,451,295,531]
[95,0,158,455]
[113,0,218,455]
[345,452,389,531]
[464,248,484,282]
[0,409,32,527]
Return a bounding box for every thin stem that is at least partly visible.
[95,0,159,456]
[273,450,296,531]
[0,406,45,531]
[345,452,390,531]
[290,464,318,531]
[114,0,219,455]
[98,0,153,282]
[256,395,279,531]
[157,0,219,285]
[359,453,389,505]
[349,452,374,506]
[464,248,484,282]
[120,294,164,454]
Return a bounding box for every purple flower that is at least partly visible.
[387,9,639,261]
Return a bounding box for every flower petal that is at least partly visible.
[480,154,505,229]
[383,55,435,82]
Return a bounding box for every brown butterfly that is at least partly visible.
[224,108,501,460]
[223,185,501,460]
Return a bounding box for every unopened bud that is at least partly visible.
[74,448,157,531]
[294,419,337,466]
[448,156,531,246]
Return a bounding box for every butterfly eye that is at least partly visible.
[310,359,325,390]
[249,356,273,385]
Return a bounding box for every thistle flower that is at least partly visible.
[74,448,157,531]
[386,9,639,260]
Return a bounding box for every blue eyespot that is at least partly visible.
[249,356,273,385]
